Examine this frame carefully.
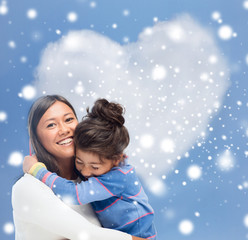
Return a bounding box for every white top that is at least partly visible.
[12,174,132,240]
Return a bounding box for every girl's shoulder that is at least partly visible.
[112,163,135,175]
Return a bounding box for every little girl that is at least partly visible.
[24,98,157,239]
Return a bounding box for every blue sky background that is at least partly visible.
[0,0,248,239]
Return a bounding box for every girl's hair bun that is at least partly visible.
[86,98,125,127]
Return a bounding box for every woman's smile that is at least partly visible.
[56,137,73,146]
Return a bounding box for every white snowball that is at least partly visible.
[0,111,7,121]
[123,9,130,16]
[27,9,37,19]
[167,24,185,41]
[218,25,233,40]
[8,40,16,49]
[243,0,248,9]
[56,29,61,35]
[195,211,200,217]
[67,12,78,22]
[244,214,248,228]
[208,55,218,64]
[178,219,194,235]
[75,82,84,95]
[112,23,118,29]
[3,222,14,234]
[0,2,8,15]
[217,150,235,171]
[20,56,27,63]
[147,178,166,196]
[211,11,221,21]
[140,134,154,148]
[152,65,167,81]
[89,1,97,8]
[8,151,23,167]
[160,138,175,153]
[20,85,37,100]
[187,165,202,180]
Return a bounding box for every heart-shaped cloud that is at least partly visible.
[34,15,229,186]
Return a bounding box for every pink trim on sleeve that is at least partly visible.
[122,212,154,227]
[95,177,115,196]
[42,172,52,183]
[50,176,59,189]
[146,234,157,239]
[75,185,83,205]
[95,197,123,213]
[128,186,142,199]
[117,167,134,175]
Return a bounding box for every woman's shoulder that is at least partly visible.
[13,174,42,189]
[12,174,53,201]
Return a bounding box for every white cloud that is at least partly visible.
[34,15,229,184]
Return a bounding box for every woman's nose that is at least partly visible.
[58,123,69,135]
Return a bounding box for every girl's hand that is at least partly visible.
[132,237,147,240]
[23,155,38,173]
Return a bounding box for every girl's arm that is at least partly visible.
[27,162,125,205]
[12,174,132,240]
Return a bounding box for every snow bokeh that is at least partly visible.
[8,151,23,167]
[218,25,233,40]
[187,164,202,180]
[216,149,235,172]
[34,15,229,184]
[243,0,248,9]
[27,9,38,20]
[178,219,194,235]
[18,85,37,100]
[244,214,248,228]
[67,12,78,22]
[8,41,16,49]
[0,0,8,15]
[3,222,14,234]
[0,111,7,122]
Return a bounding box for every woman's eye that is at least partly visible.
[47,123,55,128]
[66,117,74,122]
[92,166,99,170]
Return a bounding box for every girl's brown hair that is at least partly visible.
[74,98,129,161]
[28,95,77,175]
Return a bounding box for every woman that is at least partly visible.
[12,95,145,240]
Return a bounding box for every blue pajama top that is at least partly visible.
[32,163,157,239]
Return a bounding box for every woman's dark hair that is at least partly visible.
[28,95,77,174]
[74,98,129,161]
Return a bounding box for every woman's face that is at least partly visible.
[36,101,78,161]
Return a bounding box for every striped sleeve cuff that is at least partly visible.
[29,162,47,177]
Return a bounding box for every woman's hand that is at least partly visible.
[23,155,38,173]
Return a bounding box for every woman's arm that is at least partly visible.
[12,174,132,240]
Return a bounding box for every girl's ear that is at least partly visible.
[113,154,123,166]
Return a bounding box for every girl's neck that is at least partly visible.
[57,157,77,180]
